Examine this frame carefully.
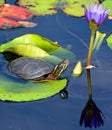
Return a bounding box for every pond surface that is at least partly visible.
[0,0,112,130]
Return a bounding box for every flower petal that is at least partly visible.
[84,4,110,26]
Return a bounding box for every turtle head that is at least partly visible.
[57,59,69,71]
[50,59,69,79]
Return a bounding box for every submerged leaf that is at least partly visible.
[93,31,106,52]
[50,48,76,62]
[0,73,67,102]
[0,4,36,29]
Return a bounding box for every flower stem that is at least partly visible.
[86,29,96,66]
[86,69,92,98]
[86,29,96,99]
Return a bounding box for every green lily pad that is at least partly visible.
[93,31,106,52]
[17,0,57,15]
[0,0,4,6]
[106,34,112,49]
[1,34,61,52]
[0,34,76,63]
[0,73,67,102]
[6,44,63,62]
[17,0,100,17]
[62,0,100,17]
[6,44,50,58]
[102,0,112,18]
[0,34,61,59]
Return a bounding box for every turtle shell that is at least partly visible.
[8,57,54,80]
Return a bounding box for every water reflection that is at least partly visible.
[80,69,104,128]
[60,89,68,99]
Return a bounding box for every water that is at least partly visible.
[0,0,112,129]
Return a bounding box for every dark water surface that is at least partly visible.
[0,0,112,130]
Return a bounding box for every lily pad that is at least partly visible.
[3,34,61,52]
[0,73,67,102]
[0,4,36,29]
[106,34,112,49]
[0,43,63,62]
[62,0,100,17]
[0,34,63,61]
[5,45,50,58]
[0,34,60,57]
[17,0,57,15]
[0,34,76,63]
[17,0,100,17]
[102,0,112,18]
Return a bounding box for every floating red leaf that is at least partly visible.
[0,17,20,29]
[0,4,36,29]
[0,4,32,20]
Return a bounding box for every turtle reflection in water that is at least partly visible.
[8,57,69,81]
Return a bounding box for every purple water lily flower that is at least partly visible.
[80,99,104,128]
[84,4,110,26]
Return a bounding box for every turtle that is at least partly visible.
[8,57,69,81]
